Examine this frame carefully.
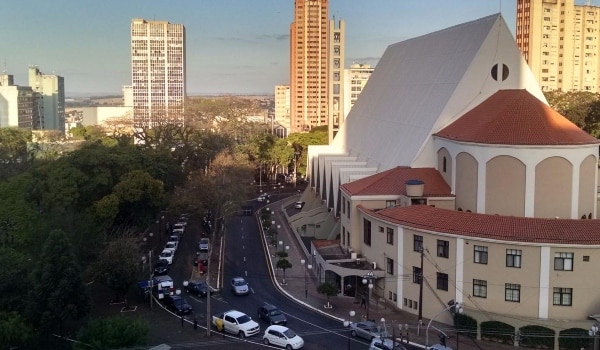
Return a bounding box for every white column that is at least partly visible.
[538,246,550,319]
[571,164,580,219]
[524,164,536,217]
[476,161,486,213]
[455,238,464,304]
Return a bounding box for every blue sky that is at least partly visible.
[3,0,519,96]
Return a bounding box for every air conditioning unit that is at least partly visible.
[351,252,357,260]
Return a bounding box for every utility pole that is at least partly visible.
[417,245,424,334]
[149,250,153,309]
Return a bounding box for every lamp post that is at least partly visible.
[362,271,376,320]
[301,259,313,299]
[426,301,463,347]
[343,310,356,350]
[589,323,599,350]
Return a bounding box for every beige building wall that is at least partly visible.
[0,77,34,128]
[534,156,573,218]
[455,152,478,212]
[274,85,290,132]
[28,67,65,131]
[578,155,597,219]
[485,155,526,216]
[437,148,452,189]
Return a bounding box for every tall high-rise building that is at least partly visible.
[28,66,65,131]
[516,0,600,92]
[328,19,345,143]
[0,73,35,128]
[131,18,186,128]
[274,85,291,132]
[343,63,374,118]
[290,0,329,133]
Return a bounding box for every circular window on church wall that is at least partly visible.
[491,63,509,81]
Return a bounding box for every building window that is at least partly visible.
[443,156,447,172]
[414,235,423,252]
[505,283,521,302]
[378,226,384,233]
[386,228,394,245]
[437,273,449,291]
[386,200,396,208]
[554,252,574,271]
[474,245,488,264]
[386,258,394,275]
[342,197,345,214]
[437,240,449,258]
[363,219,371,246]
[347,201,350,218]
[553,287,573,306]
[473,279,487,298]
[413,266,422,284]
[506,249,522,268]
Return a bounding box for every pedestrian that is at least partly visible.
[360,295,366,308]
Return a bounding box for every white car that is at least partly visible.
[427,345,452,350]
[263,325,304,349]
[164,241,178,254]
[370,337,407,350]
[159,249,174,265]
[173,227,184,236]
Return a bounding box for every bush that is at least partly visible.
[519,325,555,349]
[76,316,149,349]
[558,327,590,350]
[454,313,478,339]
[480,320,514,344]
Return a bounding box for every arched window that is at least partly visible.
[443,156,447,172]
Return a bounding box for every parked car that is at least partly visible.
[153,260,169,276]
[369,337,407,350]
[294,201,304,209]
[262,325,304,349]
[257,302,287,326]
[198,238,210,252]
[212,309,260,338]
[349,321,386,341]
[185,280,215,297]
[159,249,174,265]
[231,277,250,295]
[163,295,192,315]
[168,234,180,243]
[164,241,178,254]
[426,344,452,350]
[195,252,209,267]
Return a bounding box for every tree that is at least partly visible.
[276,258,292,285]
[95,234,143,303]
[0,311,35,349]
[75,316,149,349]
[0,127,32,180]
[317,282,339,308]
[28,229,90,337]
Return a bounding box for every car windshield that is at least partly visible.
[282,329,297,338]
[234,279,246,286]
[160,251,171,257]
[269,309,281,316]
[236,315,251,324]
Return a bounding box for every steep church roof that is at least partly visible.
[434,89,599,145]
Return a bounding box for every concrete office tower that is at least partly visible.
[343,63,374,118]
[28,67,65,131]
[328,18,345,144]
[274,85,291,132]
[0,73,35,128]
[131,18,186,128]
[516,0,600,92]
[290,0,329,133]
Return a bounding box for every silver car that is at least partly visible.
[350,321,386,341]
[231,277,250,295]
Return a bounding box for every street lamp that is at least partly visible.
[426,301,463,347]
[343,310,356,350]
[589,323,599,350]
[362,271,376,320]
[301,259,313,299]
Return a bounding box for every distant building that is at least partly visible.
[274,85,290,133]
[131,18,186,128]
[516,0,600,92]
[65,106,133,127]
[290,0,329,133]
[28,66,65,131]
[343,63,374,118]
[0,73,35,128]
[328,19,345,143]
[122,85,133,107]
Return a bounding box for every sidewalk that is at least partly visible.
[263,197,516,350]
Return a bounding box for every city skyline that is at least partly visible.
[3,0,523,96]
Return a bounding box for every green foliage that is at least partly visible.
[276,251,289,259]
[0,127,32,180]
[317,282,339,301]
[276,258,292,271]
[76,316,149,349]
[558,327,590,350]
[95,235,143,302]
[519,325,555,349]
[453,312,477,339]
[545,90,600,137]
[0,311,35,349]
[480,320,514,344]
[69,125,107,142]
[0,248,30,313]
[28,229,91,336]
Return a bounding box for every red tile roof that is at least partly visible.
[340,166,452,197]
[359,205,600,245]
[434,89,599,145]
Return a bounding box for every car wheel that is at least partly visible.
[351,330,357,337]
[263,338,270,345]
[286,345,293,350]
[238,331,245,339]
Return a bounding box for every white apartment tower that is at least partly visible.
[0,73,35,128]
[516,0,600,92]
[274,85,291,132]
[343,63,374,118]
[328,19,345,144]
[28,67,65,131]
[131,18,186,128]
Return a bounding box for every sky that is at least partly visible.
[2,0,522,97]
